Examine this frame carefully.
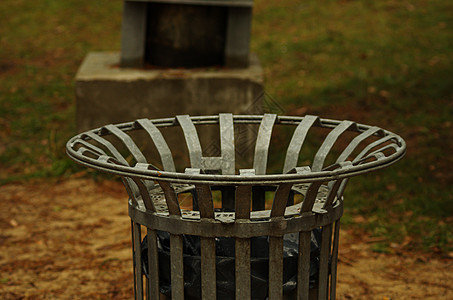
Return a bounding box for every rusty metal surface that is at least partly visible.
[67,114,406,299]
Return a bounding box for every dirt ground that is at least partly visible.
[0,178,451,299]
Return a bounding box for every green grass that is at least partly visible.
[0,0,122,181]
[1,0,452,252]
[253,0,453,252]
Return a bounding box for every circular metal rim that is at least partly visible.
[66,115,406,185]
[128,201,344,238]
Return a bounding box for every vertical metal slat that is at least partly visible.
[301,182,324,213]
[196,184,215,219]
[253,114,277,175]
[269,236,284,300]
[170,234,184,300]
[219,113,235,175]
[297,231,312,300]
[131,177,156,212]
[131,221,138,300]
[147,229,160,300]
[201,237,217,300]
[105,124,148,164]
[283,115,319,173]
[136,118,176,172]
[270,183,293,218]
[159,181,181,216]
[134,222,144,299]
[176,115,203,168]
[235,185,251,219]
[235,238,251,299]
[235,184,251,299]
[85,132,142,200]
[318,224,332,300]
[269,183,291,299]
[330,221,341,300]
[196,184,216,299]
[312,121,355,172]
[324,179,343,209]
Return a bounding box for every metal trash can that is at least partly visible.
[66,114,405,300]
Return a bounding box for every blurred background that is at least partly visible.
[0,0,451,255]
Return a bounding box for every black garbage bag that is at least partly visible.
[141,229,322,300]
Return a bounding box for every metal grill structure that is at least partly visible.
[66,114,405,300]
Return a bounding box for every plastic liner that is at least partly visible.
[141,229,322,300]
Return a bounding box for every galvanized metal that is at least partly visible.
[67,114,405,299]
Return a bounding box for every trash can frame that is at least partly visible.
[66,114,405,300]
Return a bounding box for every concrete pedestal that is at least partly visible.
[75,52,264,132]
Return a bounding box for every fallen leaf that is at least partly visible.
[9,219,18,227]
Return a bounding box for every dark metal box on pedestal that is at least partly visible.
[76,0,263,136]
[121,0,254,68]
